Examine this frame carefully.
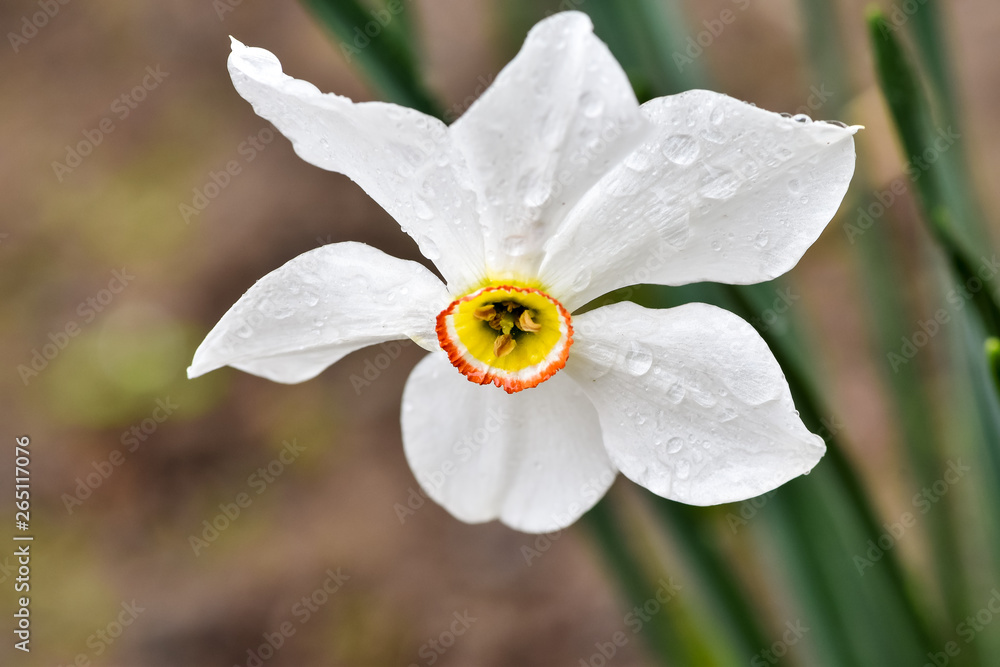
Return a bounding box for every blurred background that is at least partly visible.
[2,0,999,665]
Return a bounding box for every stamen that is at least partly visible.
[517,310,541,333]
[473,305,496,321]
[436,283,573,393]
[493,333,516,357]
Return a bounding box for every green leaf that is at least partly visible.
[867,8,1000,334]
[299,0,443,118]
[987,337,1000,394]
[582,499,692,666]
[648,500,772,659]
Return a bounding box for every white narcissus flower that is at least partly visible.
[189,12,859,533]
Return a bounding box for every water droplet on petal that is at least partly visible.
[792,113,812,123]
[700,167,740,199]
[709,105,725,125]
[753,231,769,249]
[418,236,441,260]
[624,341,653,376]
[661,134,700,165]
[571,268,592,292]
[413,195,434,220]
[523,179,552,208]
[666,382,685,404]
[624,148,655,171]
[666,437,684,454]
[580,91,604,118]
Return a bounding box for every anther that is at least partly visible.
[473,305,496,320]
[493,333,516,357]
[517,310,541,333]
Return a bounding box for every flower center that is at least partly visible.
[436,284,573,393]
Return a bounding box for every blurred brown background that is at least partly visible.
[1,0,998,665]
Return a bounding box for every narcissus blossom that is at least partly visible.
[189,12,858,533]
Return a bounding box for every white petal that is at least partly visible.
[540,90,859,310]
[566,301,824,505]
[228,38,485,292]
[448,12,649,280]
[401,353,616,533]
[188,242,448,383]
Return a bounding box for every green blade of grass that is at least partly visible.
[582,500,692,666]
[728,282,941,651]
[987,338,1000,395]
[583,0,943,657]
[868,10,1000,560]
[584,0,705,101]
[802,0,977,644]
[867,9,1000,334]
[907,0,989,253]
[851,207,972,638]
[299,0,443,117]
[647,500,773,659]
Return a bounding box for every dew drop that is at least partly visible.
[666,382,685,404]
[666,437,684,454]
[624,148,654,171]
[624,341,653,376]
[571,268,592,292]
[580,91,604,118]
[690,385,717,407]
[709,105,725,125]
[792,113,812,123]
[753,231,769,249]
[418,236,441,260]
[700,168,740,199]
[413,195,434,220]
[524,180,552,208]
[661,134,700,165]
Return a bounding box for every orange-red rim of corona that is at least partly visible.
[436,284,573,393]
